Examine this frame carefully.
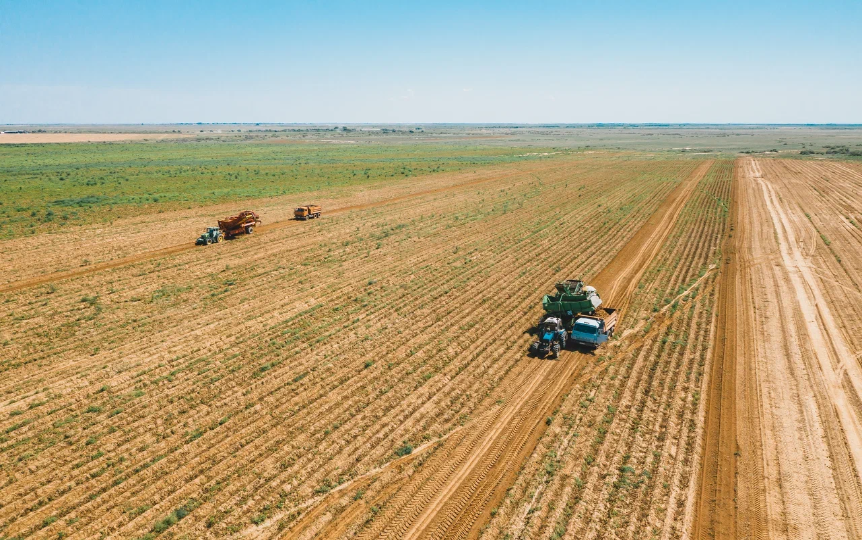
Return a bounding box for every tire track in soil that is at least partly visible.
[0,162,566,295]
[692,158,740,540]
[273,160,712,539]
[756,162,862,532]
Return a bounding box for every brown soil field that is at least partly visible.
[2,153,861,540]
[695,158,862,540]
[0,133,194,144]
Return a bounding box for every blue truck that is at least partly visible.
[568,308,618,348]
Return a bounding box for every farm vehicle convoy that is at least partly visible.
[191,208,612,358]
[196,210,261,245]
[192,209,611,359]
[529,279,617,357]
[196,205,322,245]
[193,209,610,359]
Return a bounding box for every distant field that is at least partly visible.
[0,141,554,239]
[5,125,860,241]
[0,133,193,144]
[7,123,862,154]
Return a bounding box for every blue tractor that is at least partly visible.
[529,316,567,359]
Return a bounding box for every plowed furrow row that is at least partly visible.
[477,160,730,539]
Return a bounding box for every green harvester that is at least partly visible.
[530,279,612,356]
[541,280,600,316]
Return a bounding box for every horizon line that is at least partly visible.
[4,122,862,128]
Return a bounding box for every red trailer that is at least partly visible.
[218,210,261,239]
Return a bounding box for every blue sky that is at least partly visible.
[1,0,860,123]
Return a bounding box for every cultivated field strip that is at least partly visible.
[267,161,711,539]
[720,158,862,540]
[241,161,704,540]
[0,158,613,380]
[0,157,701,538]
[478,160,732,539]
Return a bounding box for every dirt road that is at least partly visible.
[696,158,862,539]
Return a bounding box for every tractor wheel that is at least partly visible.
[552,343,560,359]
[246,226,254,234]
[206,238,212,245]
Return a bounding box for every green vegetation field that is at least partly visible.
[0,141,549,239]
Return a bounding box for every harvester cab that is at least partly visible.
[583,285,603,311]
[529,316,567,359]
[196,227,224,246]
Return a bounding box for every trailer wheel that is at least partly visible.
[245,226,254,234]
